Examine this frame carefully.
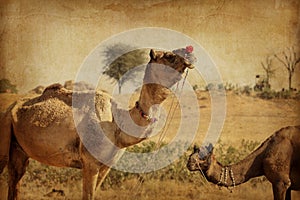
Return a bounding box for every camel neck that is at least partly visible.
[206,141,269,187]
[138,84,170,113]
[113,84,170,148]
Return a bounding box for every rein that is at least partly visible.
[128,69,190,199]
[155,69,189,145]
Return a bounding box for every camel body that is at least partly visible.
[187,125,300,200]
[10,86,111,169]
[0,49,194,200]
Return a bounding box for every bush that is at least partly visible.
[256,88,296,99]
[224,82,236,91]
[256,88,277,99]
[19,139,265,190]
[0,78,18,93]
[205,83,215,91]
[192,84,198,91]
[215,139,260,165]
[241,85,252,96]
[277,90,292,99]
[103,139,263,188]
[102,141,199,188]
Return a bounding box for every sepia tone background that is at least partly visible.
[0,0,299,93]
[0,0,300,199]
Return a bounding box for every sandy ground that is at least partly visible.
[0,90,299,200]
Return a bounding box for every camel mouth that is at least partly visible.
[186,163,194,171]
[184,60,195,69]
[186,162,199,171]
[187,64,195,69]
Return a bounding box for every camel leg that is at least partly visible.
[0,110,12,174]
[7,141,29,200]
[82,160,99,200]
[264,139,293,200]
[285,188,291,200]
[0,155,8,174]
[96,164,111,189]
[271,179,291,200]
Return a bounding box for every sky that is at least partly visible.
[0,0,299,93]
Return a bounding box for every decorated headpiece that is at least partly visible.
[185,45,194,53]
[172,45,197,64]
[198,143,213,159]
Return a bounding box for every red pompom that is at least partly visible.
[186,45,193,53]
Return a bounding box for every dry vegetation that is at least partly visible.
[0,90,300,200]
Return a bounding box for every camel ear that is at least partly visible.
[150,49,157,60]
[198,143,214,159]
[193,145,200,153]
[150,49,164,60]
[206,143,213,153]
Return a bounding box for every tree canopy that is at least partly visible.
[102,43,148,94]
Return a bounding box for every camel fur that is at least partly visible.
[0,49,194,200]
[187,125,300,200]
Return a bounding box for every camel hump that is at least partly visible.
[43,83,64,93]
[40,83,73,106]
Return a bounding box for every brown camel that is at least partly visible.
[187,125,300,200]
[0,49,194,200]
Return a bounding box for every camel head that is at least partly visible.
[187,143,213,171]
[141,49,195,105]
[144,49,194,88]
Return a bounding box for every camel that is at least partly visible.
[187,125,300,200]
[0,48,194,200]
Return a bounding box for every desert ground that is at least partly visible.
[0,88,300,200]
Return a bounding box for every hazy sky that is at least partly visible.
[0,0,299,93]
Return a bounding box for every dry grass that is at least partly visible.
[0,90,299,200]
[0,169,274,200]
[98,179,273,200]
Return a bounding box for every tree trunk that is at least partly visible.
[288,71,292,90]
[118,82,122,94]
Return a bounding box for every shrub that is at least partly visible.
[224,82,235,91]
[218,83,224,90]
[242,85,252,96]
[205,83,215,91]
[0,78,18,93]
[214,139,260,165]
[192,84,198,91]
[256,88,296,99]
[277,90,292,99]
[256,88,277,99]
[104,139,262,188]
[20,139,265,190]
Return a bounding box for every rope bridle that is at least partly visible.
[128,68,190,199]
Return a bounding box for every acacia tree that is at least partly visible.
[274,47,300,90]
[102,43,147,94]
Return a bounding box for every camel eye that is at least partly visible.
[165,52,173,57]
[165,53,176,62]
